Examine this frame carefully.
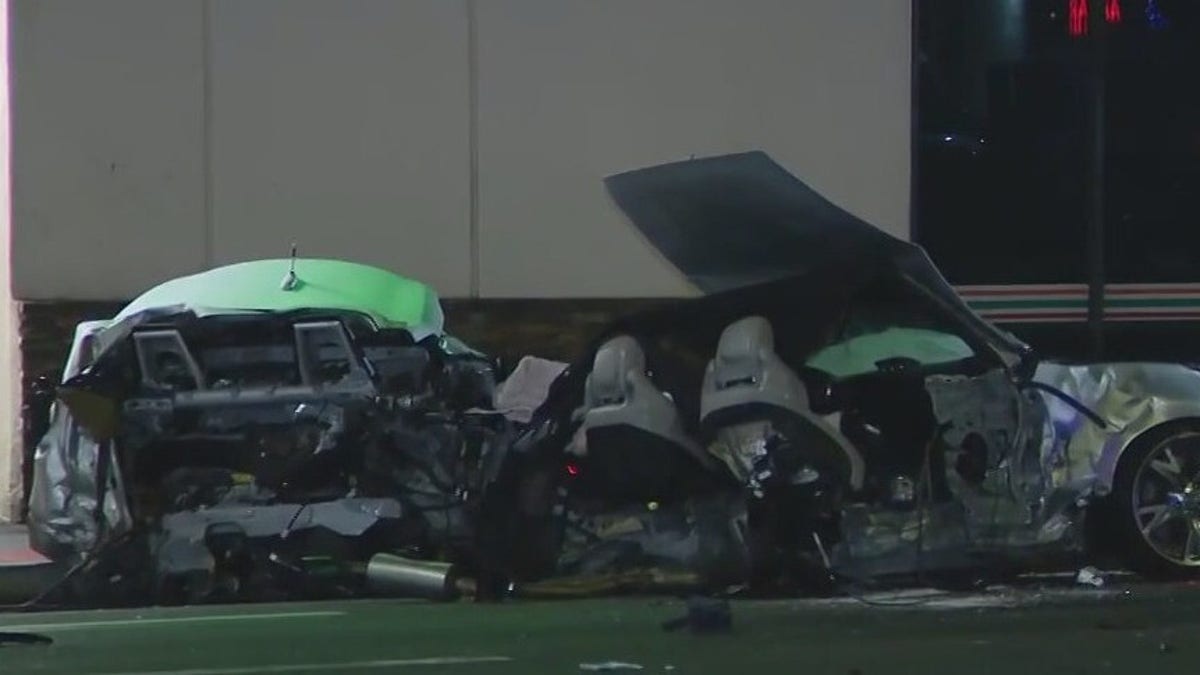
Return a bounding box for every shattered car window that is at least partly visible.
[807,289,977,379]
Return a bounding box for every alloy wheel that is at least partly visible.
[1131,432,1200,567]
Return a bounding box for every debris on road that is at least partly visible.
[661,596,732,634]
[0,632,53,647]
[1076,567,1106,588]
[579,662,645,671]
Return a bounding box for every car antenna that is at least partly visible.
[281,242,300,291]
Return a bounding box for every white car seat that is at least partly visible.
[574,335,716,500]
[700,316,864,490]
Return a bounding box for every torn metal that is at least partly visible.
[26,155,1200,606]
[27,261,510,604]
[504,152,1200,591]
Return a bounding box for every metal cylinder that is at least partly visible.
[365,553,457,601]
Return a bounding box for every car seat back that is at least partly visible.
[577,335,716,501]
[700,316,810,423]
[700,316,864,491]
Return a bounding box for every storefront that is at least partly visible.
[915,0,1200,360]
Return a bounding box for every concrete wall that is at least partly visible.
[10,0,208,301]
[476,0,912,297]
[10,0,911,302]
[209,0,473,295]
[1,0,19,518]
[10,0,474,300]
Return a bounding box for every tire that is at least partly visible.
[1110,420,1200,580]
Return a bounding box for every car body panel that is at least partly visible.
[1035,361,1200,494]
[117,258,444,339]
[28,320,132,559]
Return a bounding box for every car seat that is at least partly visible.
[700,316,864,491]
[574,335,717,502]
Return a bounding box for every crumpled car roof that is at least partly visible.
[603,151,1030,366]
[524,152,1035,433]
[605,150,900,293]
[115,258,444,336]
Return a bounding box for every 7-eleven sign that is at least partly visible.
[1069,0,1123,37]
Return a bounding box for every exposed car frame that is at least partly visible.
[498,152,1200,585]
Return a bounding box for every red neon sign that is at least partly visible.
[1106,0,1122,23]
[1070,0,1089,36]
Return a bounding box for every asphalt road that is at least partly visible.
[0,581,1198,675]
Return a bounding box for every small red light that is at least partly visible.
[565,463,580,477]
[1069,0,1089,36]
[1105,0,1121,23]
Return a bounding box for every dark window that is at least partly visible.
[916,0,1200,285]
[1104,8,1200,282]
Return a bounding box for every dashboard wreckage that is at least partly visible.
[27,152,1200,606]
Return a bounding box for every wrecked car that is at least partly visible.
[497,151,1200,591]
[28,258,509,603]
[28,151,1200,606]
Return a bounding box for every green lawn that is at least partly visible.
[0,586,1197,674]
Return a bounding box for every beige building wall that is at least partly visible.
[9,0,910,302]
[11,0,474,301]
[208,0,473,296]
[475,0,912,297]
[10,0,208,301]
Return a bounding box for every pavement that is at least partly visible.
[0,523,1197,673]
[0,582,1198,674]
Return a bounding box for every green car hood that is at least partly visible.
[115,258,444,338]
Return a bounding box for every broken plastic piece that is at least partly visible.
[1075,566,1105,588]
[518,569,703,599]
[494,356,568,423]
[579,663,645,672]
[661,596,733,634]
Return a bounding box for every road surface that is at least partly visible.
[0,581,1198,674]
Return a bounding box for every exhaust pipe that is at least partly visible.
[365,553,463,601]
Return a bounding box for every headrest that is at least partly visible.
[589,335,646,402]
[716,316,774,361]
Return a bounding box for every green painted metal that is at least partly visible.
[806,327,975,379]
[115,259,442,330]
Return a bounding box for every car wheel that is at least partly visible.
[1112,421,1200,579]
